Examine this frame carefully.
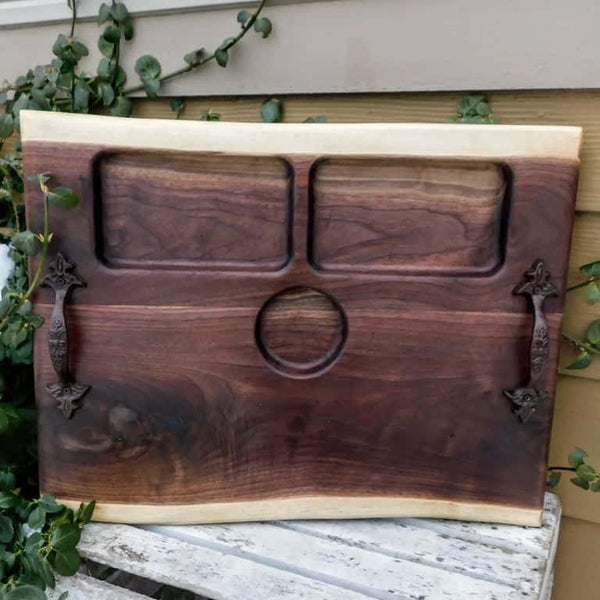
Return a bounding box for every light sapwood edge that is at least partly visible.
[56,495,543,527]
[20,110,582,161]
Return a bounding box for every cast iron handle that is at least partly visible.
[42,253,90,419]
[504,260,558,423]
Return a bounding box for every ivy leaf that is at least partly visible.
[476,101,491,116]
[0,471,15,492]
[98,2,112,24]
[303,115,327,123]
[11,230,39,257]
[143,78,161,99]
[53,546,81,576]
[261,97,283,123]
[98,37,115,59]
[97,57,113,79]
[71,39,89,57]
[237,9,251,25]
[253,17,273,38]
[135,55,161,81]
[571,476,590,490]
[27,505,46,529]
[4,586,46,600]
[200,109,221,121]
[111,96,132,117]
[77,500,96,525]
[587,319,600,348]
[586,281,600,305]
[110,2,130,23]
[566,350,592,370]
[184,49,205,66]
[568,447,588,469]
[25,532,44,553]
[580,260,600,277]
[47,187,79,210]
[0,113,14,139]
[39,494,64,514]
[99,83,115,107]
[0,514,14,543]
[73,84,90,114]
[102,25,121,44]
[51,523,81,551]
[547,471,561,488]
[576,463,597,482]
[215,48,229,68]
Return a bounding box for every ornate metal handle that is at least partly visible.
[504,260,558,423]
[42,253,90,419]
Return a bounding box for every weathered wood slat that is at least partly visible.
[78,523,376,600]
[143,522,522,599]
[73,493,559,600]
[48,573,149,600]
[400,494,560,557]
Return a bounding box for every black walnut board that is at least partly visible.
[22,112,582,525]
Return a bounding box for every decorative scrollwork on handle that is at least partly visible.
[504,260,558,423]
[42,253,90,419]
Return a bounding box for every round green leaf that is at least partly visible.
[475,101,491,116]
[47,187,79,210]
[184,49,205,66]
[11,230,39,257]
[53,546,81,576]
[580,260,600,277]
[134,55,161,81]
[576,463,597,482]
[571,476,590,490]
[110,2,130,23]
[237,10,251,24]
[261,97,283,123]
[100,83,115,107]
[39,494,64,514]
[586,319,600,347]
[27,505,46,530]
[568,447,588,469]
[51,523,81,551]
[586,281,600,305]
[547,471,561,489]
[143,78,161,99]
[566,350,592,370]
[111,96,133,117]
[98,36,115,59]
[4,585,47,600]
[253,17,273,38]
[0,113,14,139]
[98,2,111,24]
[123,20,134,40]
[0,514,14,543]
[215,48,228,68]
[102,25,121,44]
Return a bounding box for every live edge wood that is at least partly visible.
[21,112,581,526]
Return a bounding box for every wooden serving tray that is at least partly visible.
[22,111,581,526]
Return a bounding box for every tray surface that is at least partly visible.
[22,111,581,525]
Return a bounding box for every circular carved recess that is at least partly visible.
[255,287,348,378]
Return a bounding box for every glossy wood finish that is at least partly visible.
[22,114,581,524]
[311,159,507,274]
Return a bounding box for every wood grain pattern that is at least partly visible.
[311,159,507,274]
[95,152,292,271]
[21,114,580,524]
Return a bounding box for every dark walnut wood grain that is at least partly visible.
[311,159,507,274]
[23,136,579,523]
[94,152,292,271]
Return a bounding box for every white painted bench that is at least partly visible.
[48,493,561,600]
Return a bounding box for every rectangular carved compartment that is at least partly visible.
[310,159,508,275]
[94,152,292,271]
[22,112,582,527]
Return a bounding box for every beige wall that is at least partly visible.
[3,0,600,96]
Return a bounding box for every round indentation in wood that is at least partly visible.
[255,287,347,378]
